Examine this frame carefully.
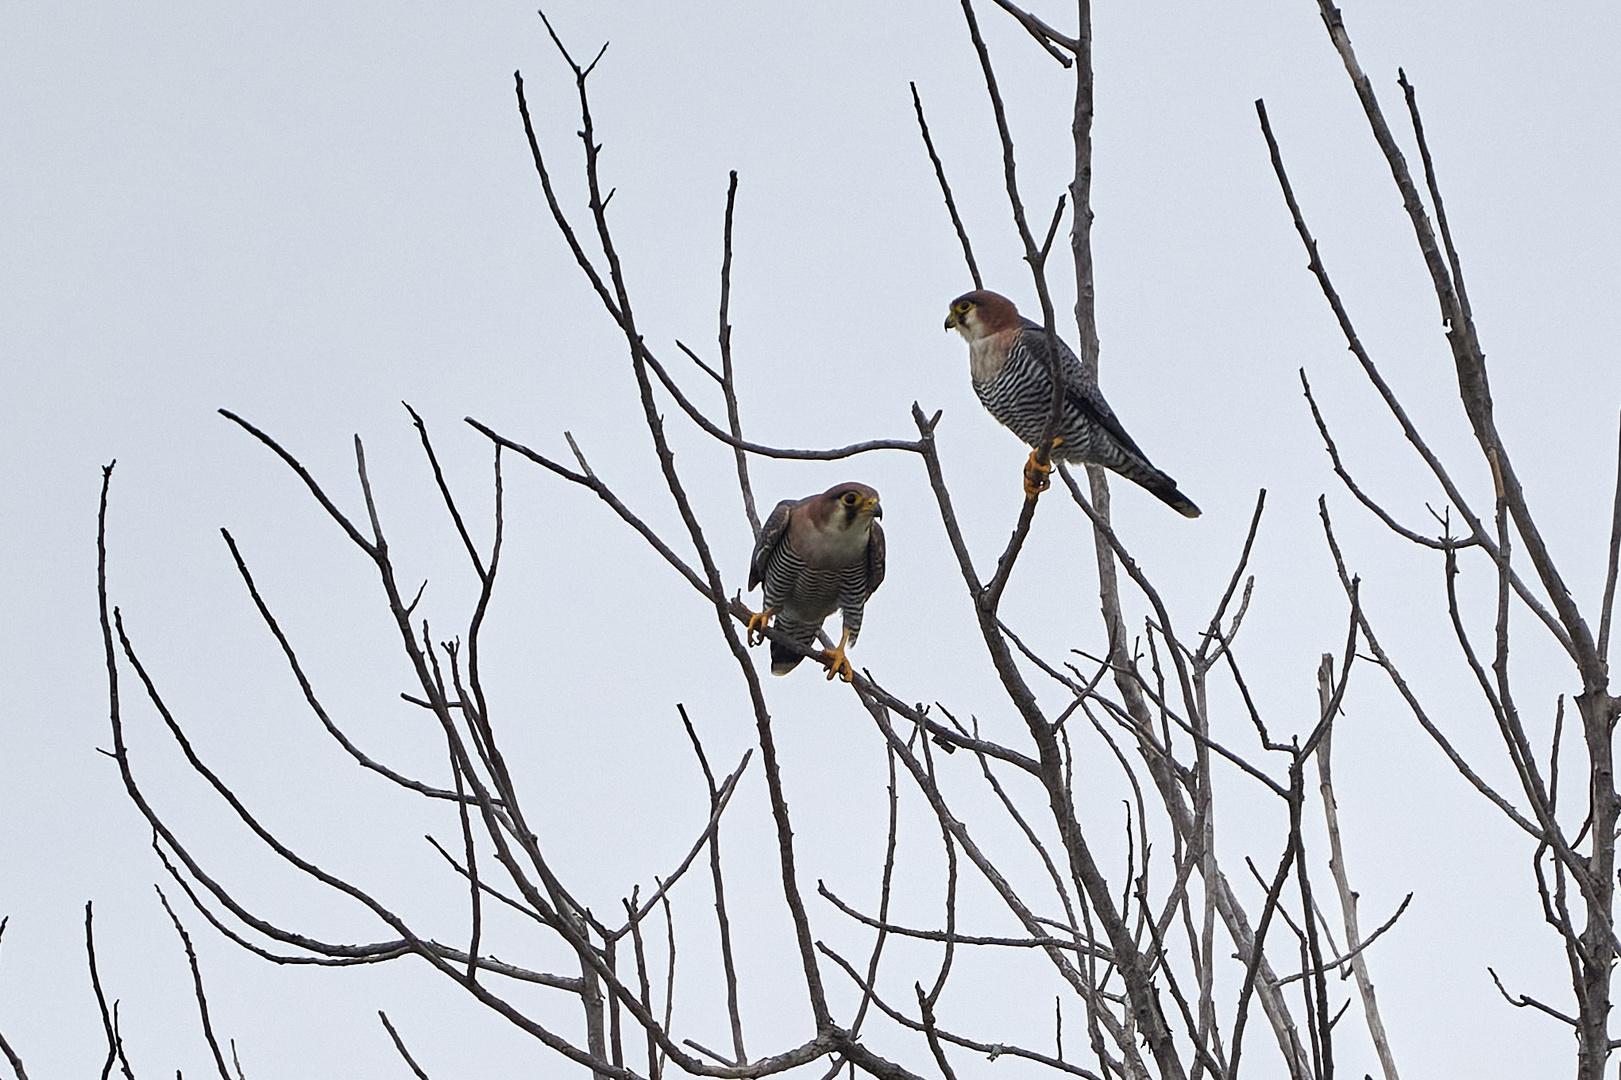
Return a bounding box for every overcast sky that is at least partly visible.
[3,1,1619,1076]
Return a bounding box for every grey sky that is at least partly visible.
[3,1,1618,1075]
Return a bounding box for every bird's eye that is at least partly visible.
[954,302,972,313]
[841,492,859,505]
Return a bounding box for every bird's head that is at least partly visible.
[944,290,1021,341]
[819,482,882,530]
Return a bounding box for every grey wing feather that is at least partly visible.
[749,500,795,591]
[1065,381,1154,465]
[1026,323,1157,465]
[865,521,886,596]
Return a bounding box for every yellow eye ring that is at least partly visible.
[841,492,859,505]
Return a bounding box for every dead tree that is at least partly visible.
[1256,4,1621,1077]
[58,2,1609,1078]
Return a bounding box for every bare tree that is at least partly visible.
[55,2,1613,1078]
[1257,4,1621,1077]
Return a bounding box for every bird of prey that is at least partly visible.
[745,483,885,681]
[944,290,1200,517]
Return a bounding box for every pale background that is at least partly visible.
[3,1,1618,1075]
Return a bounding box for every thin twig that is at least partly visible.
[1299,371,1461,551]
[819,886,1097,953]
[155,887,234,1080]
[378,1011,433,1080]
[85,902,135,1080]
[1599,412,1621,662]
[989,0,1078,61]
[405,402,486,578]
[850,745,902,1040]
[642,348,923,460]
[1276,893,1413,987]
[910,82,982,289]
[0,918,29,1080]
[1251,101,1573,656]
[1313,655,1400,1080]
[1487,967,1580,1027]
[915,985,960,1080]
[677,706,747,1065]
[715,172,760,538]
[1318,500,1542,837]
[220,530,481,806]
[819,943,1104,1079]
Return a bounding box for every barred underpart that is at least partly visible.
[761,544,870,675]
[975,325,1199,517]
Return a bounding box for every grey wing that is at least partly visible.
[864,521,886,597]
[749,500,795,591]
[1021,322,1155,464]
[1065,379,1154,464]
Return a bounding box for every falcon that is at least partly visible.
[944,290,1200,517]
[744,483,885,681]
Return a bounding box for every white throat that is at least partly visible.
[966,332,1006,383]
[796,514,872,567]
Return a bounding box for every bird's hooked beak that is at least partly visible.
[863,495,882,519]
[943,311,958,331]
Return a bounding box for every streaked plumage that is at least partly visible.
[746,483,885,680]
[944,290,1200,517]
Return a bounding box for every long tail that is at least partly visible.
[1113,458,1201,518]
[769,618,823,675]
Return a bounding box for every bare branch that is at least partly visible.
[1320,498,1542,838]
[641,347,924,460]
[1276,892,1413,988]
[1194,489,1268,668]
[910,82,982,290]
[914,984,960,1080]
[714,172,761,538]
[1313,656,1400,1080]
[219,529,480,806]
[610,751,752,938]
[155,888,234,1080]
[466,418,708,595]
[1253,100,1573,656]
[678,706,747,1064]
[379,1012,433,1080]
[818,944,1104,1080]
[989,0,1078,62]
[1487,967,1580,1028]
[0,1029,25,1080]
[1300,371,1460,551]
[405,402,486,578]
[0,918,29,1080]
[1599,412,1621,662]
[84,902,135,1080]
[818,883,1102,956]
[527,18,837,1032]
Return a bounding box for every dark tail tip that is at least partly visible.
[770,641,804,675]
[1122,461,1201,518]
[1151,479,1201,518]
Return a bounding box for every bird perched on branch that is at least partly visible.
[944,290,1200,517]
[745,483,885,681]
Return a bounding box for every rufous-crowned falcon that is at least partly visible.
[744,483,885,681]
[945,289,1199,516]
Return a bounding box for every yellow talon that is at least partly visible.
[744,606,774,646]
[1023,437,1064,499]
[822,628,854,682]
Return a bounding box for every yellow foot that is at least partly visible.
[1023,437,1064,499]
[744,606,774,646]
[821,629,854,682]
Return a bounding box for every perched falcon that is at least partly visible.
[745,483,885,681]
[944,290,1200,517]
